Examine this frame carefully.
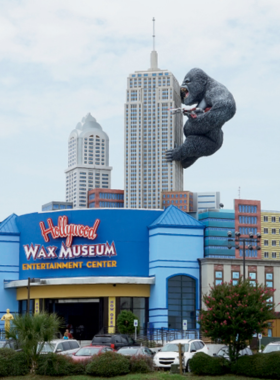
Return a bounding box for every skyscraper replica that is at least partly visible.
[124,27,183,209]
[65,113,112,208]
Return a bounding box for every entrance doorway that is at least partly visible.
[46,298,102,340]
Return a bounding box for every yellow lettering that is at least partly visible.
[92,261,97,267]
[73,262,79,269]
[78,262,83,268]
[86,262,92,268]
[107,261,112,267]
[36,264,41,270]
[112,261,117,267]
[97,262,102,267]
[68,262,73,269]
[50,263,55,269]
[22,264,27,270]
[41,264,46,269]
[47,263,50,269]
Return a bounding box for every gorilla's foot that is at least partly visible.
[181,156,198,169]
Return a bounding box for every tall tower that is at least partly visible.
[65,113,112,208]
[124,20,183,209]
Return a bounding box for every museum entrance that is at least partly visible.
[45,298,103,340]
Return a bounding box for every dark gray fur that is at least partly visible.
[166,68,236,168]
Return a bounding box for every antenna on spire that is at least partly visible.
[152,17,155,51]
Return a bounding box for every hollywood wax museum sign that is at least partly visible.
[22,216,117,271]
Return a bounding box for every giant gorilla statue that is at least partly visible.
[166,68,236,169]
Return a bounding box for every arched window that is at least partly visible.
[168,275,196,329]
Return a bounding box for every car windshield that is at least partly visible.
[118,348,138,355]
[92,336,112,343]
[263,344,280,353]
[39,342,56,353]
[76,347,100,356]
[161,343,189,353]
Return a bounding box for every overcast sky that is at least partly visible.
[0,0,279,221]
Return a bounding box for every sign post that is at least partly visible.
[183,320,187,338]
[178,343,183,375]
[134,319,138,341]
[258,333,262,352]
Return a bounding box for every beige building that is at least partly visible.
[261,210,280,260]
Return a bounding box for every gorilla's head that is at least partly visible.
[180,68,209,105]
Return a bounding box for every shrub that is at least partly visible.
[231,352,280,378]
[189,352,229,376]
[86,351,130,377]
[0,349,29,376]
[117,310,140,334]
[130,355,154,373]
[36,353,85,376]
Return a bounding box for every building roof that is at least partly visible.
[149,205,205,229]
[0,213,19,234]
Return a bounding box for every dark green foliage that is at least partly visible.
[199,278,275,361]
[189,352,230,376]
[129,355,154,373]
[6,312,62,367]
[117,310,140,334]
[231,352,280,378]
[86,351,130,377]
[0,348,29,376]
[36,353,85,376]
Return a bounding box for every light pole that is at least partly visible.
[228,231,261,281]
[27,278,40,314]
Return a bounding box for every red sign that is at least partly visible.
[39,216,100,247]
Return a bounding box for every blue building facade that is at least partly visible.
[0,206,204,337]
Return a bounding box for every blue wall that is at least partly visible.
[148,226,204,329]
[16,209,163,279]
[0,233,19,328]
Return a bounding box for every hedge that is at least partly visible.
[189,352,230,376]
[0,348,29,376]
[129,355,153,373]
[36,353,85,376]
[231,352,280,378]
[86,351,130,377]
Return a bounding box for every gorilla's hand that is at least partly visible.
[166,148,181,162]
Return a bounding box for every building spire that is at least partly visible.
[150,17,158,70]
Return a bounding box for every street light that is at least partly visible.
[27,278,40,314]
[228,231,261,281]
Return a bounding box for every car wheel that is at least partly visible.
[186,361,191,372]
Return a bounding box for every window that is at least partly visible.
[232,271,240,286]
[265,272,273,289]
[272,217,276,222]
[264,252,269,258]
[264,240,269,246]
[272,229,276,234]
[215,271,223,285]
[264,216,268,222]
[168,275,196,329]
[120,297,146,328]
[272,252,277,258]
[272,240,276,246]
[264,228,268,234]
[249,272,257,286]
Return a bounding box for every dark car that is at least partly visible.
[118,346,154,357]
[91,334,140,350]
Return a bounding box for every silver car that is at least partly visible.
[39,339,80,355]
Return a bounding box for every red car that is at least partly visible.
[72,345,115,362]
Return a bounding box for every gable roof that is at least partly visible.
[0,214,19,234]
[149,205,205,229]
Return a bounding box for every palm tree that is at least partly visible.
[7,312,62,371]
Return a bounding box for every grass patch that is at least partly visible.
[0,374,278,380]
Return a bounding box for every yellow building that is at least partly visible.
[261,211,280,260]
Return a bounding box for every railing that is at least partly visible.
[98,327,200,347]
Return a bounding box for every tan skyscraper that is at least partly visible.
[124,44,184,209]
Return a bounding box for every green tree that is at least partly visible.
[117,310,139,334]
[199,278,275,362]
[6,312,62,371]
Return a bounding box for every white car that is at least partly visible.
[39,339,80,356]
[153,339,208,372]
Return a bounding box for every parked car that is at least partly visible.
[118,346,154,357]
[0,339,20,350]
[39,339,80,355]
[213,345,253,360]
[153,339,208,371]
[91,334,140,350]
[262,341,280,353]
[72,345,114,362]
